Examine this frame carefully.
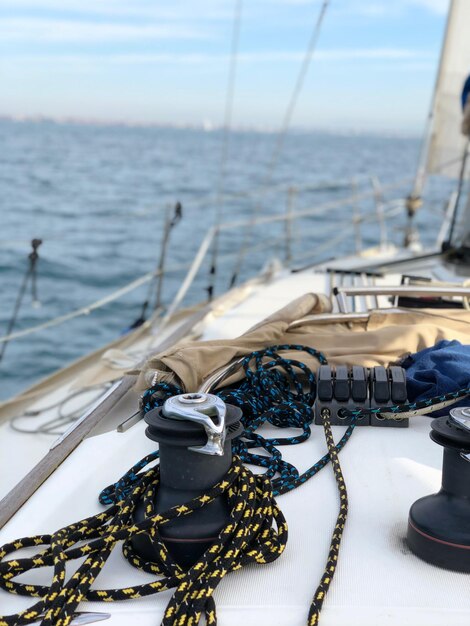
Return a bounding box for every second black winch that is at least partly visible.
[407,406,470,573]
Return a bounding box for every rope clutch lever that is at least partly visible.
[163,393,227,455]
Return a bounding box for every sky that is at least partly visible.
[0,0,451,133]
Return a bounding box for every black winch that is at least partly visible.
[407,406,470,572]
[132,392,243,567]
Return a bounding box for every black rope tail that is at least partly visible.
[0,238,42,365]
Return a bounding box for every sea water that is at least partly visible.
[0,119,455,399]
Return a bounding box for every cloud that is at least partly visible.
[315,48,433,61]
[0,0,450,19]
[408,0,449,14]
[0,0,449,44]
[0,17,208,42]
[3,47,435,65]
[0,0,233,20]
[341,0,449,17]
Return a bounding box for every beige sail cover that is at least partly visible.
[140,304,470,392]
[427,0,470,177]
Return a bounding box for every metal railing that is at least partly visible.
[334,285,470,314]
[1,174,414,347]
[162,189,408,324]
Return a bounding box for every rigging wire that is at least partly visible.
[207,0,243,301]
[130,202,183,329]
[0,185,408,349]
[0,239,42,366]
[0,268,162,346]
[0,237,274,348]
[229,0,331,287]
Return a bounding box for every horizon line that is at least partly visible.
[0,113,423,138]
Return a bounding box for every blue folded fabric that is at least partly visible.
[402,339,470,415]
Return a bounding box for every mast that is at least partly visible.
[408,3,453,202]
[404,1,452,246]
[405,0,470,247]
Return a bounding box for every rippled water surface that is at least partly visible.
[0,120,454,399]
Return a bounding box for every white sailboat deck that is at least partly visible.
[1,260,470,625]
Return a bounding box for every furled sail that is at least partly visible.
[427,0,470,178]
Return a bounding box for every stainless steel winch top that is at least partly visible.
[450,407,470,462]
[163,393,227,456]
[450,406,470,433]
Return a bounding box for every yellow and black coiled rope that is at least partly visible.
[0,345,354,626]
[0,457,287,626]
[0,410,349,626]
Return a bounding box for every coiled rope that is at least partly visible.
[136,345,357,499]
[0,457,287,626]
[1,344,469,626]
[0,345,347,626]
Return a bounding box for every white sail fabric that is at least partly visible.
[427,0,470,178]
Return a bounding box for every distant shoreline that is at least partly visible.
[0,115,421,139]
